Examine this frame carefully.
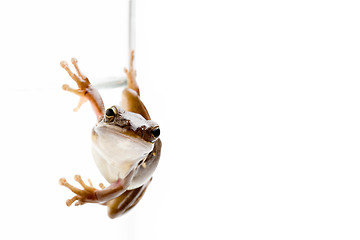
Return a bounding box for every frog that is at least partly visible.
[59,51,161,218]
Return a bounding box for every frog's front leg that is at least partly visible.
[124,50,140,96]
[107,179,152,218]
[60,58,105,120]
[59,170,136,206]
[121,50,151,120]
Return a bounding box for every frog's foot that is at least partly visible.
[59,175,103,206]
[60,58,104,119]
[124,50,140,96]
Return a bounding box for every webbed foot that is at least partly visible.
[59,175,105,206]
[60,58,104,120]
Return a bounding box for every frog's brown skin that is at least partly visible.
[59,51,161,218]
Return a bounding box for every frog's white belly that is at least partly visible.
[91,126,153,188]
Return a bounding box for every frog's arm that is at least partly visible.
[124,50,140,96]
[60,58,105,121]
[121,88,151,120]
[121,50,151,120]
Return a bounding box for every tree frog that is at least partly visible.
[59,51,161,218]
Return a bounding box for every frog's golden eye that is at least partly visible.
[105,107,117,122]
[151,127,160,139]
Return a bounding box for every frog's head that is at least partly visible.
[91,105,160,183]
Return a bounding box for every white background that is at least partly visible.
[1,0,360,239]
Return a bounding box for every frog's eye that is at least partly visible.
[151,127,160,139]
[105,107,117,122]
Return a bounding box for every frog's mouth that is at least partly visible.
[91,125,154,183]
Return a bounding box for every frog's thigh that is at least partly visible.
[107,179,152,219]
[121,88,151,120]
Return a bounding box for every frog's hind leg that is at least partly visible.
[106,178,152,219]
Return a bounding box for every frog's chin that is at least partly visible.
[91,125,154,184]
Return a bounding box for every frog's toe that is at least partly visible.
[62,84,69,91]
[71,58,78,64]
[66,196,80,207]
[60,60,68,68]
